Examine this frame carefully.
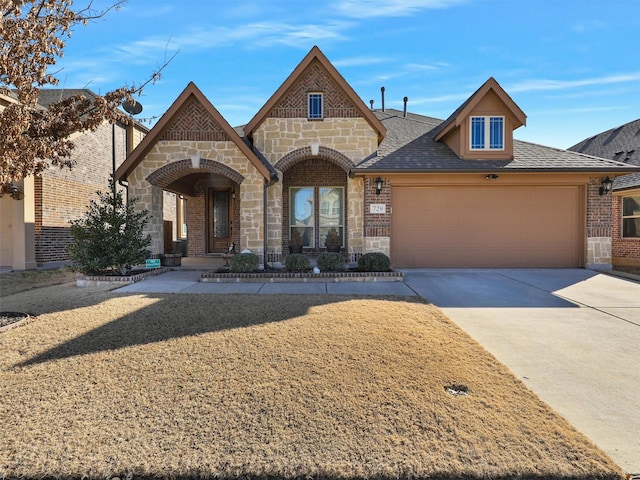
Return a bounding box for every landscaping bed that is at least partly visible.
[0,283,625,480]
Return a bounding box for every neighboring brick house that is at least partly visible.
[0,89,155,271]
[569,119,640,267]
[115,46,639,269]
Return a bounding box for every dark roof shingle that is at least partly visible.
[353,109,638,174]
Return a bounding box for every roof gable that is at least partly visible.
[434,77,526,142]
[243,46,386,143]
[115,82,272,181]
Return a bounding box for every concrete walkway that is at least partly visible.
[114,268,640,473]
[114,270,417,296]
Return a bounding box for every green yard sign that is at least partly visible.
[146,258,161,269]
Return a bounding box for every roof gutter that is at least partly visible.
[349,166,640,176]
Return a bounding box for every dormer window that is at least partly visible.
[308,92,323,120]
[470,116,504,150]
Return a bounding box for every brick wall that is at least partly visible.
[35,122,128,265]
[586,177,613,267]
[612,190,640,266]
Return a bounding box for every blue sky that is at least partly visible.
[57,0,640,149]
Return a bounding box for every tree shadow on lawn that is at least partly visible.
[17,293,422,368]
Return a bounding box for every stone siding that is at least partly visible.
[252,118,378,165]
[128,140,265,255]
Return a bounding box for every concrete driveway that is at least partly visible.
[402,268,640,474]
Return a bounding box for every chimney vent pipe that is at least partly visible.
[403,96,408,117]
[369,99,374,110]
[381,87,385,112]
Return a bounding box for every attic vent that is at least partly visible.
[603,126,623,145]
[625,150,636,162]
[614,151,625,161]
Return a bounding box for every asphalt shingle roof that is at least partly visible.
[353,109,638,174]
[569,118,640,190]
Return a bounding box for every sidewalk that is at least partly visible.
[113,270,417,296]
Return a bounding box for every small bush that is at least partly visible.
[286,254,311,272]
[358,252,391,272]
[230,253,260,273]
[316,252,345,271]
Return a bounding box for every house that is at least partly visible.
[569,119,640,267]
[115,46,639,270]
[0,89,153,271]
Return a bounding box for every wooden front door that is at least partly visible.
[207,189,232,253]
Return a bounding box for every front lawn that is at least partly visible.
[0,286,624,479]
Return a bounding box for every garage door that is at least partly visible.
[391,186,582,268]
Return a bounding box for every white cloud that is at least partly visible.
[334,0,468,18]
[507,73,640,93]
[333,56,389,67]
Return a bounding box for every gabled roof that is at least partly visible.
[115,82,274,181]
[433,77,526,142]
[352,109,640,174]
[243,46,386,143]
[569,118,640,190]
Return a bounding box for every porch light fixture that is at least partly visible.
[599,177,613,196]
[375,177,384,195]
[0,183,24,200]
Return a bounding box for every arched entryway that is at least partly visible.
[276,147,354,254]
[146,158,245,255]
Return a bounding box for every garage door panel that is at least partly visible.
[391,186,581,268]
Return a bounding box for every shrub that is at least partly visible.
[316,252,345,271]
[69,178,151,275]
[286,253,311,272]
[230,252,260,273]
[358,252,391,272]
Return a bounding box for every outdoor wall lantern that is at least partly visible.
[375,177,384,195]
[0,183,24,200]
[599,177,613,196]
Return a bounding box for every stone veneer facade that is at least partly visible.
[254,118,378,260]
[128,140,266,256]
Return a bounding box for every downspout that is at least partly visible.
[263,174,278,267]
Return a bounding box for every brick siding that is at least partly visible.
[364,176,391,237]
[34,122,128,265]
[268,60,361,119]
[612,191,640,266]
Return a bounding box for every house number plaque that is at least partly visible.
[369,204,386,214]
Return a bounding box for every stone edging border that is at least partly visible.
[76,268,169,287]
[76,267,402,286]
[0,314,31,333]
[200,270,403,283]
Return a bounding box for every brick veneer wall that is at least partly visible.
[363,176,392,257]
[586,177,613,267]
[35,122,128,265]
[612,189,640,266]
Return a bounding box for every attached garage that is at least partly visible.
[391,184,584,268]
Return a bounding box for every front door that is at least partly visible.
[207,189,232,253]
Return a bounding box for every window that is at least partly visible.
[308,92,323,120]
[470,116,504,150]
[177,196,188,239]
[622,195,640,238]
[289,186,344,247]
[290,187,314,247]
[319,187,344,247]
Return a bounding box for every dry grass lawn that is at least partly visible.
[0,282,625,480]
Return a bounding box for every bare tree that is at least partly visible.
[0,0,174,190]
